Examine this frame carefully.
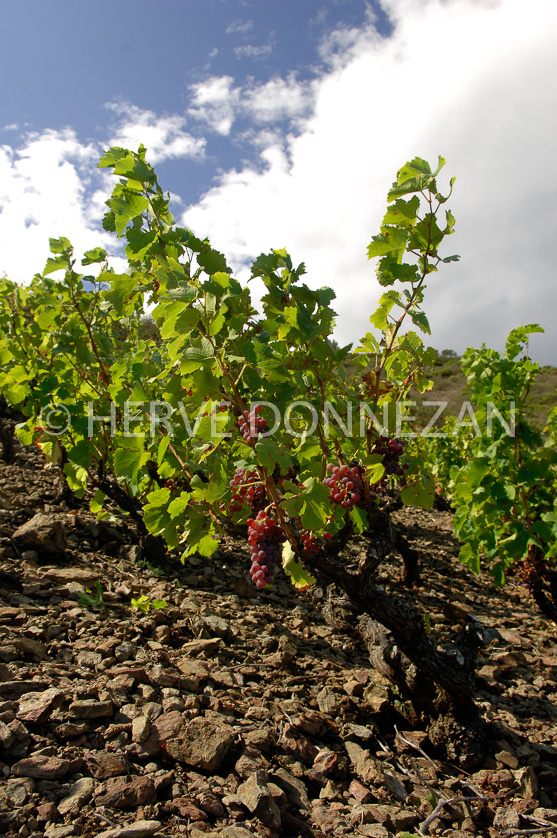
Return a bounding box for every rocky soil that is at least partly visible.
[1,444,557,838]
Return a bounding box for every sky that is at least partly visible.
[1,0,556,363]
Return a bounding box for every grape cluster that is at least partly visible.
[220,468,266,516]
[237,405,269,442]
[323,463,364,509]
[300,531,321,555]
[516,557,542,593]
[372,436,407,478]
[248,511,285,589]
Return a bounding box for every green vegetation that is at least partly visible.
[0,147,556,767]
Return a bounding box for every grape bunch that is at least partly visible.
[323,463,364,509]
[248,511,285,589]
[372,435,407,477]
[300,531,321,555]
[237,405,269,442]
[516,556,543,594]
[220,468,266,516]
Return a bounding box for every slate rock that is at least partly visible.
[167,797,208,819]
[57,777,95,815]
[165,717,235,771]
[86,752,130,779]
[517,765,539,798]
[127,709,185,759]
[237,769,281,829]
[493,806,521,830]
[10,637,47,660]
[0,719,15,749]
[42,567,99,585]
[45,827,77,838]
[345,740,383,785]
[180,638,222,655]
[132,715,151,743]
[95,775,156,809]
[17,688,64,723]
[36,800,58,823]
[313,749,339,776]
[316,687,340,715]
[95,821,162,838]
[357,826,393,838]
[384,770,407,802]
[12,513,67,555]
[0,680,50,700]
[69,699,113,719]
[0,782,28,806]
[349,779,374,804]
[196,788,225,817]
[11,754,75,779]
[367,804,420,831]
[272,767,310,811]
[533,807,557,823]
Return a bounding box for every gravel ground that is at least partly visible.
[0,444,556,838]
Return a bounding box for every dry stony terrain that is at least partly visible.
[1,444,557,838]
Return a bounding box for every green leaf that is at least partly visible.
[197,247,230,276]
[49,236,72,254]
[131,596,150,612]
[42,256,68,276]
[299,477,331,530]
[376,257,419,287]
[350,506,368,533]
[382,196,420,227]
[401,474,434,509]
[82,247,107,265]
[90,489,106,514]
[505,323,544,360]
[466,460,491,489]
[459,542,479,574]
[114,447,149,487]
[98,147,130,168]
[182,337,214,362]
[399,157,433,178]
[255,438,292,473]
[409,311,431,334]
[282,542,317,590]
[367,227,408,259]
[125,228,158,260]
[109,191,149,236]
[195,534,219,557]
[113,154,154,183]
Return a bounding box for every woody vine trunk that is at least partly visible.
[302,508,491,770]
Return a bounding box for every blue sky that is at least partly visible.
[1,0,557,363]
[1,0,388,205]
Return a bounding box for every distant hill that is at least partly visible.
[343,348,556,433]
[416,351,557,431]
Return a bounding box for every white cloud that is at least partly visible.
[106,102,205,164]
[188,76,241,135]
[226,20,254,35]
[243,75,313,124]
[0,129,118,282]
[2,0,556,364]
[182,0,557,362]
[317,3,383,68]
[234,43,273,61]
[188,73,312,139]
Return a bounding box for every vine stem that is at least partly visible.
[365,189,441,454]
[68,269,111,387]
